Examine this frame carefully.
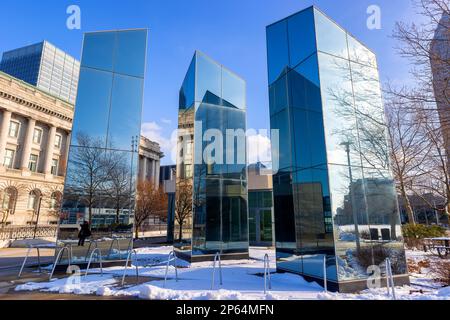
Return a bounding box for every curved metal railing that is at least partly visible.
[49,245,73,280]
[84,240,99,262]
[323,255,328,293]
[120,249,139,286]
[385,258,396,300]
[263,253,272,294]
[85,248,103,277]
[163,251,178,288]
[18,245,42,278]
[107,238,122,259]
[211,252,223,290]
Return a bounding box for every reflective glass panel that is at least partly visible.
[71,67,112,144]
[108,74,143,150]
[347,35,377,68]
[314,9,349,59]
[318,52,361,167]
[82,32,115,72]
[266,20,289,85]
[114,30,147,77]
[195,53,221,104]
[288,7,317,67]
[222,68,246,110]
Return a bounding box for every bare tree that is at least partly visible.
[385,95,432,224]
[134,180,167,239]
[174,178,192,242]
[65,133,109,225]
[386,0,450,224]
[104,152,132,224]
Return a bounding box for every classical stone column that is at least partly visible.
[155,160,160,187]
[20,118,36,171]
[0,110,12,166]
[143,157,148,182]
[44,125,57,175]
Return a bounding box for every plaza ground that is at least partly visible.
[0,245,448,300]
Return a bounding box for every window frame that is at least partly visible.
[28,154,39,172]
[8,120,20,138]
[33,127,43,144]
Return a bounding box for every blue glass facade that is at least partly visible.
[175,51,249,261]
[57,30,147,264]
[0,41,80,104]
[267,7,409,292]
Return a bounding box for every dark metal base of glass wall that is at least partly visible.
[277,266,410,293]
[175,250,249,263]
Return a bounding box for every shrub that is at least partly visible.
[430,260,450,286]
[354,245,407,274]
[401,224,447,248]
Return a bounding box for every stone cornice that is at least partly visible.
[0,71,74,125]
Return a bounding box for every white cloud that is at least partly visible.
[161,118,172,125]
[246,132,272,165]
[141,122,177,162]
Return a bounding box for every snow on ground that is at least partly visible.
[14,246,450,300]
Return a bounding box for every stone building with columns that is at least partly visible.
[0,71,72,227]
[138,135,164,186]
[0,70,164,229]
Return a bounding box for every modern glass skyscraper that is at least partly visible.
[57,29,147,265]
[266,6,409,292]
[175,51,249,262]
[0,41,80,104]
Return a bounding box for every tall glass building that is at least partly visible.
[174,51,249,262]
[266,6,409,292]
[57,29,147,265]
[0,41,80,104]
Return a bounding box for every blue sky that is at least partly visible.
[0,0,420,164]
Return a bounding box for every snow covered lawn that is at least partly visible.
[14,246,450,300]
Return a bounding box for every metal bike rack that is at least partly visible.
[263,253,272,294]
[120,249,139,287]
[84,240,99,262]
[85,248,103,277]
[18,245,42,278]
[323,255,328,293]
[49,245,73,281]
[211,252,223,290]
[107,238,122,259]
[163,251,178,288]
[385,258,396,300]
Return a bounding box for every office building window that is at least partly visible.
[3,149,15,168]
[28,154,38,172]
[27,190,41,211]
[54,134,62,149]
[8,121,20,138]
[51,158,59,175]
[33,128,43,144]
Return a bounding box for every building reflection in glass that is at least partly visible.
[174,51,249,262]
[266,6,408,292]
[57,29,147,265]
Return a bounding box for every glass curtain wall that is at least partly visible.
[267,6,408,291]
[175,51,249,261]
[57,29,147,264]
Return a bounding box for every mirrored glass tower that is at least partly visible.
[56,29,147,266]
[266,7,409,292]
[175,51,249,262]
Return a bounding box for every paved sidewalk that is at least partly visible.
[0,248,55,270]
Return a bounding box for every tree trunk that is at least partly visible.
[401,184,415,225]
[178,222,183,242]
[135,223,140,240]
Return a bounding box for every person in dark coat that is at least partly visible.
[78,221,91,246]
